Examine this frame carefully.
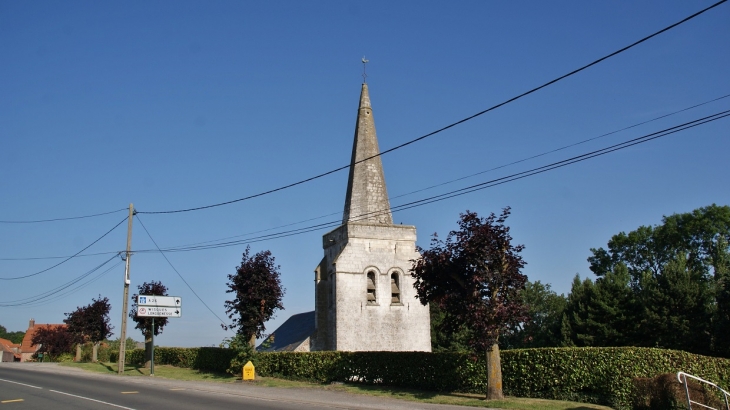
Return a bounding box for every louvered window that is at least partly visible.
[391,273,401,304]
[366,271,377,305]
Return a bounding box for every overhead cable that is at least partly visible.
[0,254,120,306]
[137,0,727,215]
[0,216,128,280]
[131,110,730,254]
[0,208,128,224]
[134,215,229,327]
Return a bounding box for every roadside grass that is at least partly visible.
[60,362,612,409]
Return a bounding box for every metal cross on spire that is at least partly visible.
[361,56,369,83]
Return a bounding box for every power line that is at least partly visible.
[4,90,727,263]
[0,208,128,224]
[387,110,730,213]
[137,0,727,215]
[0,251,122,261]
[390,93,730,201]
[130,110,729,254]
[4,92,727,262]
[0,216,128,280]
[134,215,229,327]
[127,95,730,253]
[0,254,121,306]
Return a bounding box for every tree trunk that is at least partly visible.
[75,344,82,362]
[92,342,99,363]
[249,334,256,349]
[144,336,153,368]
[486,343,504,400]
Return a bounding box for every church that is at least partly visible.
[260,82,431,352]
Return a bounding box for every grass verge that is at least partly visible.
[60,362,612,409]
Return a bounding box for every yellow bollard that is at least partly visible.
[242,361,255,381]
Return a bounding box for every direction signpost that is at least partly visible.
[137,296,181,308]
[136,295,182,376]
[137,306,182,318]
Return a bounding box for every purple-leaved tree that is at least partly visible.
[411,208,528,399]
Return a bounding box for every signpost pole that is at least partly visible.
[150,318,155,377]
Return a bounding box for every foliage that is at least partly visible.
[411,208,528,353]
[223,246,285,342]
[117,347,236,372]
[30,325,75,360]
[105,336,140,351]
[129,281,169,338]
[429,304,471,352]
[74,342,115,362]
[108,346,729,410]
[50,352,76,363]
[567,204,730,357]
[221,333,257,376]
[501,280,567,349]
[562,267,638,348]
[64,295,114,344]
[0,325,24,344]
[411,208,528,398]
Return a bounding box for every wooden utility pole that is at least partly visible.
[117,204,134,374]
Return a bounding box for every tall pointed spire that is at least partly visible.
[342,83,393,225]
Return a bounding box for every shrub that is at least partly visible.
[98,346,730,409]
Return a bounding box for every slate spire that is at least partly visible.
[342,83,393,225]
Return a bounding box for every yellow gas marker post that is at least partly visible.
[242,361,255,381]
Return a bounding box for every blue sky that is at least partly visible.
[1,1,728,347]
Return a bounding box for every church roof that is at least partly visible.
[342,83,393,225]
[257,311,314,352]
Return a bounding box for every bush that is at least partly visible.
[96,346,730,409]
[631,373,727,410]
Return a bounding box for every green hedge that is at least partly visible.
[110,347,236,372]
[103,347,730,409]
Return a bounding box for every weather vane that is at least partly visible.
[361,56,369,83]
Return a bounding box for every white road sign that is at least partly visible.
[136,306,182,318]
[137,295,182,307]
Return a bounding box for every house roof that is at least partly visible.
[21,324,66,353]
[0,338,19,353]
[257,311,314,352]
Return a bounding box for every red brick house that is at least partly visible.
[19,319,66,362]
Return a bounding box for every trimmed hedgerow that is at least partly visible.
[104,347,730,410]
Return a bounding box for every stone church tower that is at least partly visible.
[311,83,431,351]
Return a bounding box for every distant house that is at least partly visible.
[19,319,66,362]
[257,311,315,352]
[0,337,21,362]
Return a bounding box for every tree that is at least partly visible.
[713,237,730,357]
[30,325,75,360]
[224,246,285,347]
[637,253,713,354]
[410,208,528,399]
[0,325,24,344]
[501,280,567,349]
[130,281,168,367]
[429,304,472,352]
[585,204,730,356]
[562,267,638,347]
[64,295,114,362]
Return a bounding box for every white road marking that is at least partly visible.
[0,378,42,389]
[49,390,136,410]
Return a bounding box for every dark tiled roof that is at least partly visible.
[257,311,314,352]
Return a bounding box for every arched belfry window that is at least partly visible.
[391,273,401,304]
[366,271,377,305]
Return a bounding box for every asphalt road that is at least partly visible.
[0,363,487,410]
